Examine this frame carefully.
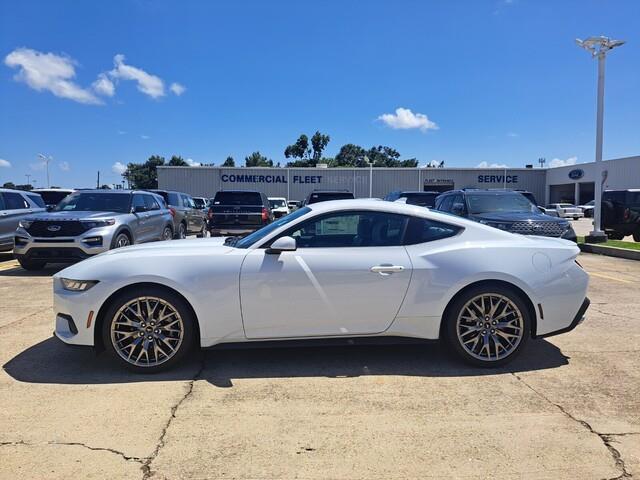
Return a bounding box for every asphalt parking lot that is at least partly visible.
[0,250,638,480]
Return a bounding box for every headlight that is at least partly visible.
[81,219,116,229]
[60,278,99,292]
[18,219,33,229]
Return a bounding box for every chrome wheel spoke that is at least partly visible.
[456,293,524,362]
[110,296,184,368]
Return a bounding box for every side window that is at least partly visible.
[132,194,146,211]
[168,192,180,206]
[26,193,46,208]
[0,194,5,210]
[438,195,454,212]
[281,211,408,248]
[2,192,29,209]
[185,195,196,208]
[404,217,463,245]
[144,195,160,211]
[451,194,466,215]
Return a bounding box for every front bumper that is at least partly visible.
[52,277,105,346]
[13,226,117,262]
[209,226,260,236]
[535,297,590,339]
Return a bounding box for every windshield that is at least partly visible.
[37,190,72,205]
[467,193,537,214]
[269,199,286,208]
[403,193,437,207]
[307,192,353,204]
[54,192,131,213]
[234,207,311,248]
[193,198,207,208]
[213,191,262,205]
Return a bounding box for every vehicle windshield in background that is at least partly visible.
[403,193,438,207]
[467,193,537,215]
[213,191,262,205]
[235,207,311,248]
[269,199,287,208]
[307,192,354,204]
[37,191,71,206]
[518,192,537,205]
[193,198,207,209]
[54,192,131,213]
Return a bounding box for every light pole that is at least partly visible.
[576,36,625,243]
[365,155,372,198]
[38,153,53,188]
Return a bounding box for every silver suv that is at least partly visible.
[14,190,174,270]
[0,188,47,252]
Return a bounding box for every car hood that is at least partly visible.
[27,211,124,221]
[470,212,566,223]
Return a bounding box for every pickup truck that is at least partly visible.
[208,190,273,236]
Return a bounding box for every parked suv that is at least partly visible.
[602,189,640,241]
[148,190,207,238]
[13,190,173,270]
[0,188,46,252]
[435,189,576,242]
[208,190,273,236]
[304,189,354,205]
[384,191,439,207]
[268,197,290,218]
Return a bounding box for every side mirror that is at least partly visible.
[451,203,465,216]
[133,205,146,213]
[266,236,297,254]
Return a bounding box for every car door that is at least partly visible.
[130,194,149,242]
[239,210,412,339]
[143,194,164,240]
[183,194,202,233]
[0,192,32,248]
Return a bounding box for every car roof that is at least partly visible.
[0,188,36,194]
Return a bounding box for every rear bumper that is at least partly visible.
[535,297,590,339]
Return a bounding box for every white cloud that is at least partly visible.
[548,156,578,168]
[185,158,200,166]
[0,159,11,168]
[92,73,115,97]
[59,161,70,171]
[378,107,438,132]
[109,54,165,98]
[117,130,126,135]
[140,134,150,140]
[4,48,102,105]
[507,132,519,137]
[112,162,127,175]
[477,161,509,168]
[170,82,186,96]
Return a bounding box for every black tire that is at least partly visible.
[161,225,173,241]
[111,232,132,249]
[443,283,530,367]
[196,222,206,238]
[607,232,625,241]
[175,222,187,239]
[101,286,196,373]
[17,258,46,271]
[633,229,640,243]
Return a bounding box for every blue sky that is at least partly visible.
[1,0,639,187]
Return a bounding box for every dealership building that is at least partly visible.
[158,155,640,205]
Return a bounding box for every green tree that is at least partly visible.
[333,144,368,167]
[311,131,330,161]
[245,151,273,167]
[2,182,16,189]
[168,155,188,166]
[13,184,34,191]
[100,184,112,189]
[284,134,310,160]
[222,156,235,167]
[125,155,165,189]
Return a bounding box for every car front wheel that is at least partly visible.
[176,223,187,239]
[101,287,195,373]
[162,226,173,241]
[444,284,530,367]
[112,232,131,249]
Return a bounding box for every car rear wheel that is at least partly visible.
[17,258,46,271]
[101,287,195,373]
[162,226,173,241]
[444,284,530,367]
[176,222,187,239]
[196,222,206,238]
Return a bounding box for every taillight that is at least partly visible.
[169,207,176,217]
[261,208,269,221]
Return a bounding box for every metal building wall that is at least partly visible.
[158,166,548,203]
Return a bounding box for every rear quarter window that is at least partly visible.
[404,217,462,245]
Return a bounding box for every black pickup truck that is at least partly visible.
[208,190,273,236]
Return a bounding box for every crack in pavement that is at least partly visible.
[0,307,51,331]
[511,373,633,479]
[141,355,206,480]
[0,440,143,463]
[590,307,636,322]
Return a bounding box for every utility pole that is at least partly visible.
[365,156,372,198]
[97,171,100,189]
[38,153,52,187]
[25,174,31,185]
[576,36,625,243]
[538,157,546,168]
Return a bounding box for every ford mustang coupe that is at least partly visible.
[52,199,590,372]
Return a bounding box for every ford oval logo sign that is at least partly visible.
[47,225,62,232]
[568,168,584,180]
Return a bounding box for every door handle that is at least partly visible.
[370,264,405,275]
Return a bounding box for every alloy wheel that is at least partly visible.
[110,296,184,367]
[162,227,173,240]
[115,234,130,248]
[456,293,524,361]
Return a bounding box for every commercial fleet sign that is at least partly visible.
[221,173,323,184]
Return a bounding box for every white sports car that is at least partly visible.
[52,199,590,372]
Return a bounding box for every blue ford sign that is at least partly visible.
[568,168,584,180]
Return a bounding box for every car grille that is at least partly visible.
[510,221,564,237]
[26,221,90,238]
